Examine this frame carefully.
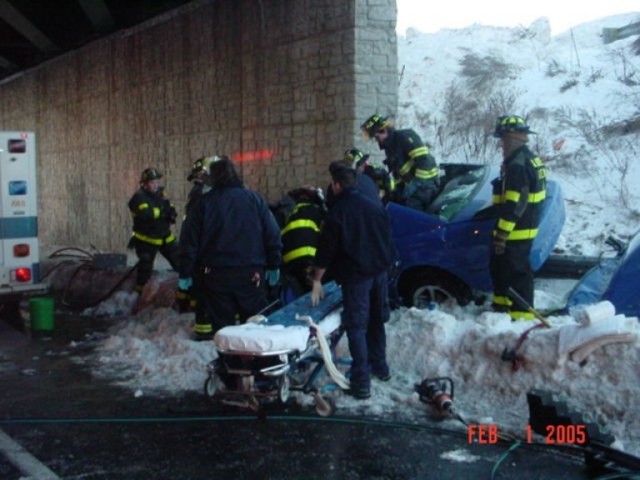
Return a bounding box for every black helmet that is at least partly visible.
[344,148,370,168]
[360,114,391,138]
[187,156,214,181]
[140,167,162,183]
[287,187,325,205]
[493,115,536,138]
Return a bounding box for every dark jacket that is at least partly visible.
[381,128,438,185]
[492,145,547,240]
[315,187,395,283]
[326,172,381,208]
[128,188,176,243]
[179,186,282,277]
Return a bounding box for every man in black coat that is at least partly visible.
[179,156,282,340]
[311,162,395,399]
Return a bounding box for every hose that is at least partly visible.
[60,263,139,310]
[296,314,350,389]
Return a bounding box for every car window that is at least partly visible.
[427,166,488,221]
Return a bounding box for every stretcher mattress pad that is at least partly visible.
[214,310,341,354]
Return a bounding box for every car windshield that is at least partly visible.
[427,165,488,221]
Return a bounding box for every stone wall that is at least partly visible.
[0,0,397,251]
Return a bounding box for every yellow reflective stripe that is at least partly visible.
[291,202,313,215]
[494,226,538,240]
[194,323,213,334]
[530,157,544,168]
[283,246,316,264]
[153,207,161,219]
[493,295,512,306]
[508,229,538,240]
[414,167,439,180]
[509,310,535,320]
[504,190,520,202]
[497,218,516,232]
[133,232,176,246]
[281,219,320,236]
[408,146,429,159]
[529,191,546,203]
[492,194,502,204]
[398,159,414,176]
[505,190,545,204]
[138,203,149,211]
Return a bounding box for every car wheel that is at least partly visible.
[399,271,471,308]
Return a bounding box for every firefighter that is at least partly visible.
[280,186,327,298]
[176,157,215,313]
[184,156,215,220]
[344,147,396,203]
[490,115,547,320]
[178,155,282,341]
[128,167,180,294]
[361,114,439,212]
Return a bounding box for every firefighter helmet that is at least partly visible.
[288,186,325,205]
[187,156,213,181]
[140,167,163,183]
[344,148,370,169]
[493,115,536,138]
[360,114,391,138]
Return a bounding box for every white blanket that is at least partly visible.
[214,310,342,354]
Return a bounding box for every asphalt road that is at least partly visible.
[0,308,610,480]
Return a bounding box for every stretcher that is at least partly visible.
[204,281,348,416]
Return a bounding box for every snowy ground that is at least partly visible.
[55,271,638,459]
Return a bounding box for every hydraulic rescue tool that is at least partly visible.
[414,376,466,424]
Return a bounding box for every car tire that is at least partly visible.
[399,270,472,308]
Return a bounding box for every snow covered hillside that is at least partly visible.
[395,13,640,257]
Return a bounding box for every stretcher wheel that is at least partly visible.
[204,375,219,398]
[315,394,336,417]
[278,375,290,403]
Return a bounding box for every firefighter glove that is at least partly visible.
[178,277,193,290]
[168,206,177,223]
[310,280,324,307]
[162,203,177,223]
[265,269,280,287]
[493,231,508,255]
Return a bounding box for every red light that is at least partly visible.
[15,268,31,282]
[13,244,30,257]
[232,149,275,163]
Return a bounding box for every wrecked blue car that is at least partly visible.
[388,163,566,307]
